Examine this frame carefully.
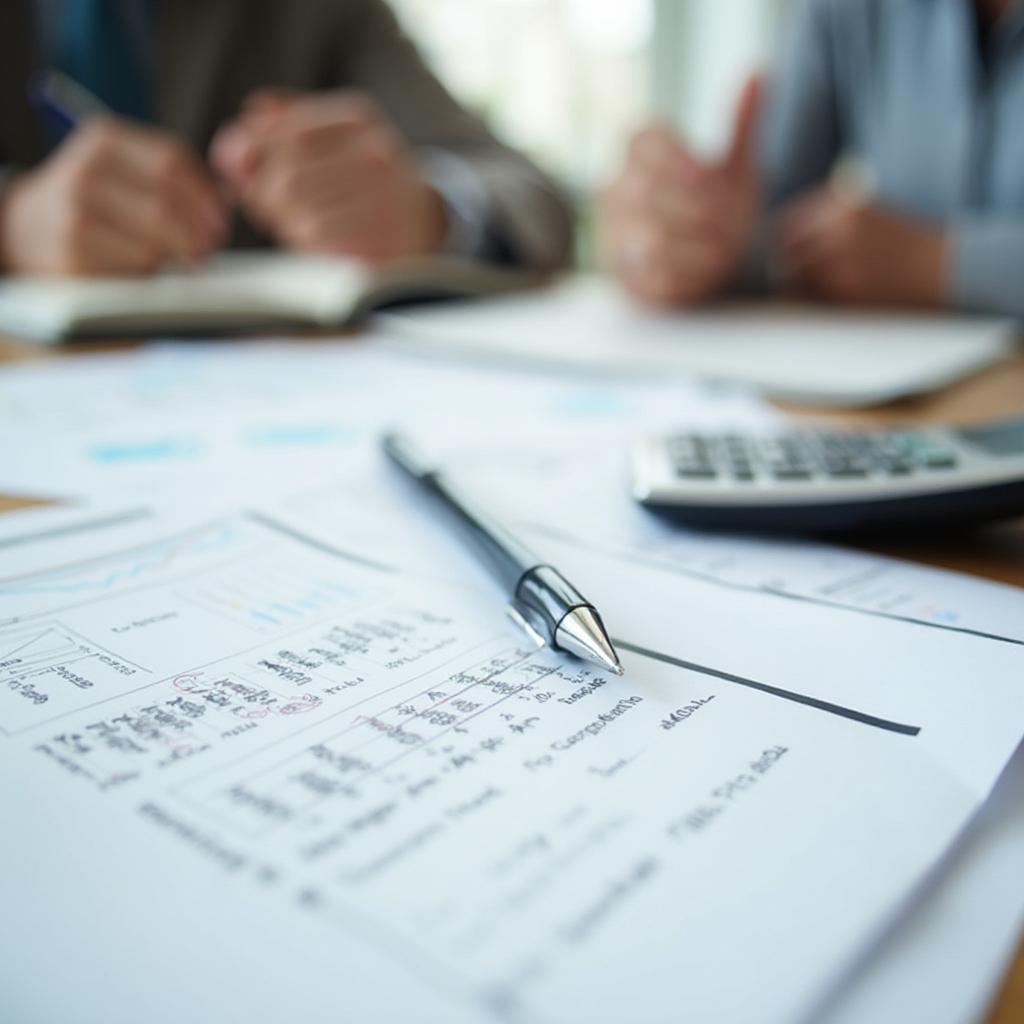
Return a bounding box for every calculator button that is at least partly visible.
[672,452,717,478]
[821,454,870,477]
[770,466,813,480]
[879,459,913,475]
[922,451,958,469]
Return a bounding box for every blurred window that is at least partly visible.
[389,0,788,261]
[390,0,655,192]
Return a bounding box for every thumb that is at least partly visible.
[241,87,301,128]
[722,73,763,178]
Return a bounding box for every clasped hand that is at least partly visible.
[0,89,446,275]
[601,76,950,309]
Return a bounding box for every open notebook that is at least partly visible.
[0,251,537,342]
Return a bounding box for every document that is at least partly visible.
[819,740,1024,1024]
[378,276,1019,406]
[2,509,1023,1023]
[0,339,765,503]
[276,436,1024,646]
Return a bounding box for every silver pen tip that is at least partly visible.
[555,607,624,677]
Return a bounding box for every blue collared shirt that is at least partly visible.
[763,0,1024,317]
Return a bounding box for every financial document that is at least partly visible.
[275,436,1024,647]
[0,340,766,503]
[2,509,1023,1024]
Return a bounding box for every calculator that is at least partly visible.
[631,417,1024,533]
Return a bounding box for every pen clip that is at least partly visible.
[505,602,545,650]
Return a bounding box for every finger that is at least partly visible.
[115,156,221,263]
[277,118,378,177]
[234,113,377,217]
[627,124,693,178]
[777,221,841,284]
[108,125,226,237]
[248,92,380,152]
[722,72,763,178]
[282,197,383,256]
[241,87,301,125]
[656,182,737,240]
[610,159,723,219]
[244,124,398,235]
[792,254,861,303]
[257,106,378,175]
[209,120,260,189]
[65,216,159,276]
[62,124,220,262]
[87,176,208,266]
[257,147,378,216]
[280,90,382,130]
[623,250,721,308]
[776,190,841,252]
[616,221,723,290]
[776,215,854,295]
[623,268,686,307]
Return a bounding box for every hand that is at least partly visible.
[599,75,762,307]
[776,189,950,306]
[210,89,447,263]
[0,118,226,276]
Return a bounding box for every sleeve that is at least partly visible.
[760,0,844,209]
[331,0,575,272]
[951,219,1024,319]
[735,0,846,290]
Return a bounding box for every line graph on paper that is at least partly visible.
[0,523,261,628]
[0,621,149,734]
[0,523,238,601]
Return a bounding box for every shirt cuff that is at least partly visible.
[952,218,1024,320]
[417,147,493,260]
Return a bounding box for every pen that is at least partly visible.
[28,69,109,135]
[381,431,623,676]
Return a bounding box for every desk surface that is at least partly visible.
[1,334,1022,1022]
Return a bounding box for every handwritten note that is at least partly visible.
[1,510,1022,1024]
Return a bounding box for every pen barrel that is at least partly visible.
[428,474,537,592]
[382,432,592,647]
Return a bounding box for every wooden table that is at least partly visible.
[1,335,1022,1021]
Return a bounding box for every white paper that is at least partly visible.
[818,741,1024,1024]
[0,338,767,503]
[378,277,1018,406]
[274,435,1024,647]
[0,251,369,340]
[2,509,1023,1024]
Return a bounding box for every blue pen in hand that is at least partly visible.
[27,69,109,138]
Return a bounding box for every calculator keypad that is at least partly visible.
[668,431,959,483]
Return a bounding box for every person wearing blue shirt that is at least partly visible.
[601,0,1024,319]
